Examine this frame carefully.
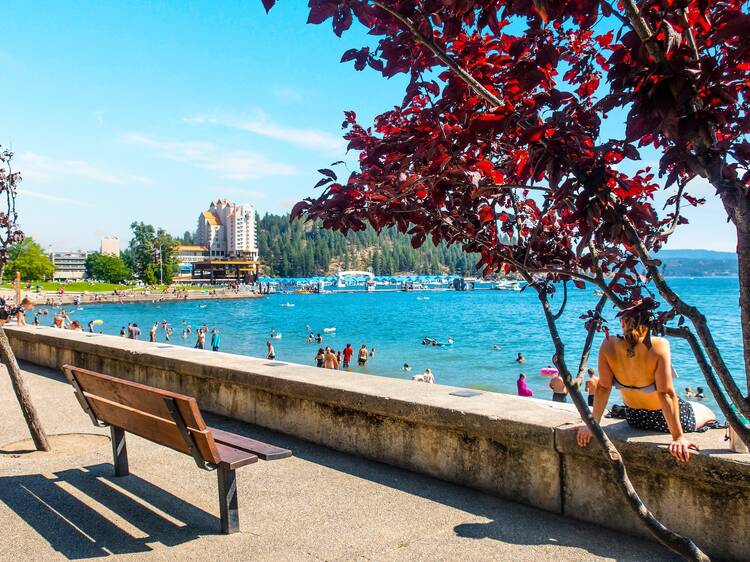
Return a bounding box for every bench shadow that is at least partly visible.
[205,412,680,562]
[0,463,216,559]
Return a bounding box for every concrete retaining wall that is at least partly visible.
[7,326,750,560]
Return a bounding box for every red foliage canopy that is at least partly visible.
[266,0,750,315]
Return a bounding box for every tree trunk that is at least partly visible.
[735,193,750,396]
[525,276,709,561]
[0,326,50,451]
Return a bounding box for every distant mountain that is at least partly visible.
[657,249,736,260]
[656,249,737,277]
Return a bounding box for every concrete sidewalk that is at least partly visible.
[0,362,679,561]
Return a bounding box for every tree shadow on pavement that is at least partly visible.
[0,463,216,559]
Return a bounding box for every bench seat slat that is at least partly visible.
[215,443,258,470]
[209,427,292,461]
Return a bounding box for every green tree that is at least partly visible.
[6,238,54,281]
[127,222,178,284]
[85,252,133,283]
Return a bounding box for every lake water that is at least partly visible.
[40,277,744,417]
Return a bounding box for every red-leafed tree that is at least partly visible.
[0,148,50,451]
[263,2,749,559]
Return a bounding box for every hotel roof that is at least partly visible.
[176,245,209,252]
[202,211,220,226]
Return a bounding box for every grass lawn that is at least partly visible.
[1,282,216,292]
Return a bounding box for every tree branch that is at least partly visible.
[518,268,709,561]
[371,1,505,108]
[666,325,750,448]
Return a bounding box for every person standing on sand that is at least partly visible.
[16,297,35,326]
[358,344,368,367]
[120,326,126,337]
[343,343,353,369]
[211,328,221,352]
[549,373,568,402]
[585,368,599,407]
[267,340,276,360]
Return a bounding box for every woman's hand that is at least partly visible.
[576,425,593,447]
[669,436,699,462]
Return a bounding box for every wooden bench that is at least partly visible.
[61,364,292,534]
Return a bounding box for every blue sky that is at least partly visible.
[1,0,737,252]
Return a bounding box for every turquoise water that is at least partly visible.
[36,277,744,416]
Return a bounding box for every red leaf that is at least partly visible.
[479,205,494,223]
[261,0,275,13]
[318,168,337,180]
[595,31,613,48]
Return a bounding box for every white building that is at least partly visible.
[49,250,91,281]
[100,236,120,256]
[196,199,258,259]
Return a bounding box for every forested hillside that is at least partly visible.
[257,213,479,277]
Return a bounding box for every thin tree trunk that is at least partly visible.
[522,275,710,561]
[0,326,50,451]
[666,325,750,446]
[735,194,750,395]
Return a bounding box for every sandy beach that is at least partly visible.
[0,287,263,307]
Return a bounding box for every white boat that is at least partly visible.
[493,280,522,291]
[280,303,295,307]
[323,327,336,333]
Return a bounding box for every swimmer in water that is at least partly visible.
[403,363,411,372]
[516,352,526,364]
[492,344,501,351]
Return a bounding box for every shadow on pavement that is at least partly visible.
[0,463,216,559]
[206,412,679,562]
[14,361,678,561]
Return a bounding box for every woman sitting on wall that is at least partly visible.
[577,309,716,462]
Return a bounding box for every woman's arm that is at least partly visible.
[654,339,699,462]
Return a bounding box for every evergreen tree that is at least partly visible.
[256,213,479,277]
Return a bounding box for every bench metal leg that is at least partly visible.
[217,467,239,534]
[110,426,129,477]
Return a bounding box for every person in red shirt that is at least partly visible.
[343,343,353,369]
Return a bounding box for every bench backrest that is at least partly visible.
[62,364,220,465]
